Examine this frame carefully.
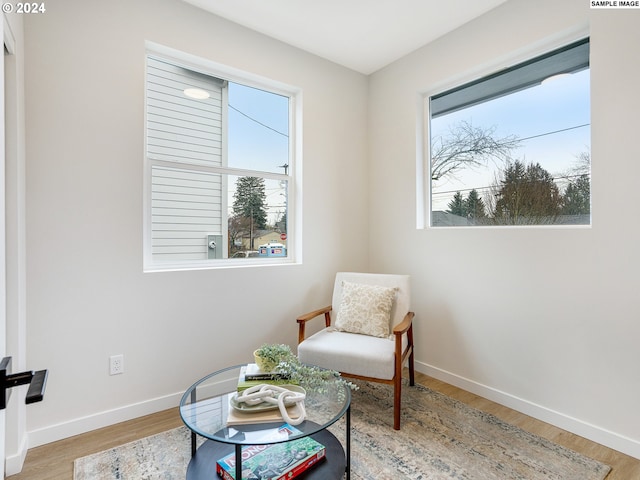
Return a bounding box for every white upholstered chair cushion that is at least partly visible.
[298,329,405,380]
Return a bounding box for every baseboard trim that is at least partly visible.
[5,434,29,476]
[27,391,184,449]
[416,361,640,460]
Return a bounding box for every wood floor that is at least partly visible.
[8,372,640,479]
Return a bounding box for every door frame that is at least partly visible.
[1,12,10,477]
[3,12,29,476]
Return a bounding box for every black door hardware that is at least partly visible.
[0,356,48,410]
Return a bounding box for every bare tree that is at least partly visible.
[561,151,591,216]
[569,151,591,177]
[431,120,521,181]
[228,215,252,253]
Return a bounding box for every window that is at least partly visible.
[144,47,299,270]
[427,38,590,227]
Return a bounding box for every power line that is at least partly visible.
[433,173,590,197]
[519,123,590,142]
[229,104,289,138]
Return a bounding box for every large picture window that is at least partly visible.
[428,38,590,227]
[144,48,299,270]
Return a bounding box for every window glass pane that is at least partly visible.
[228,82,290,174]
[429,42,591,227]
[228,175,288,257]
[151,165,223,261]
[150,169,287,261]
[147,57,225,168]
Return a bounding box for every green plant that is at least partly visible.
[253,343,357,392]
[253,344,296,372]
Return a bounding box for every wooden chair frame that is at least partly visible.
[297,306,415,430]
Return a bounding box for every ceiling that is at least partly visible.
[181,0,510,75]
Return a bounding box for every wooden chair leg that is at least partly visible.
[393,372,401,430]
[408,325,415,386]
[408,350,415,387]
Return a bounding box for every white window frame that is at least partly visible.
[417,32,591,229]
[143,42,302,271]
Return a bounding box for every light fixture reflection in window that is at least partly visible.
[541,73,572,86]
[183,88,210,99]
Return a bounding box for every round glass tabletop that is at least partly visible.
[180,364,351,445]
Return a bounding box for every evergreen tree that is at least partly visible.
[465,189,486,219]
[233,177,267,228]
[562,175,590,215]
[447,192,466,217]
[232,177,268,248]
[492,160,562,224]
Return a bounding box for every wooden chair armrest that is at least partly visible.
[393,311,415,384]
[296,305,332,324]
[392,311,415,336]
[297,305,332,344]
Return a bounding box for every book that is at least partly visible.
[243,363,287,381]
[227,402,302,426]
[237,366,297,392]
[216,424,326,480]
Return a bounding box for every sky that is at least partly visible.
[430,69,591,211]
[227,82,291,225]
[221,67,591,220]
[228,82,290,174]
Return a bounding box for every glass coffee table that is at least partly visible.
[180,364,351,480]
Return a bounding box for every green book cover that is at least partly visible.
[237,366,297,392]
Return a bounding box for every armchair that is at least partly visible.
[296,272,415,430]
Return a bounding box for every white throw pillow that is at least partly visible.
[334,281,397,338]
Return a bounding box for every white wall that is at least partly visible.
[368,0,640,459]
[22,0,368,447]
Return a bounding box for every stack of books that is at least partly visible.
[227,364,304,426]
[216,424,326,480]
[226,402,302,426]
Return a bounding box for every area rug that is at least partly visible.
[74,382,611,479]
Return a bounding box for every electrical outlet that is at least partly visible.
[109,354,124,375]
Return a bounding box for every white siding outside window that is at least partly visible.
[146,56,228,261]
